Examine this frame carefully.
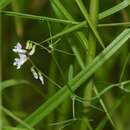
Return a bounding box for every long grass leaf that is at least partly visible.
[0,10,79,25]
[75,0,105,48]
[99,0,130,20]
[0,79,30,90]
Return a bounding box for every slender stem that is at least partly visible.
[0,10,79,25]
[1,10,130,28]
[81,0,99,130]
[119,52,130,81]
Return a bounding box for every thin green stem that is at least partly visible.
[29,59,62,89]
[81,0,99,129]
[0,10,79,25]
[119,52,130,81]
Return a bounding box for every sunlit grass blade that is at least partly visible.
[17,29,130,128]
[99,0,130,20]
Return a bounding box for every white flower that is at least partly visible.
[13,43,28,69]
[13,54,28,69]
[13,42,26,53]
[13,42,36,69]
[30,67,44,85]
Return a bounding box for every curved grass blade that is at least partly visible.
[99,0,130,20]
[17,29,130,128]
[0,79,30,90]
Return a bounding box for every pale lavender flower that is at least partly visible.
[13,42,36,69]
[13,54,28,69]
[13,42,26,53]
[13,43,28,69]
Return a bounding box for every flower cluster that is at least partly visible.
[13,42,28,69]
[13,42,44,85]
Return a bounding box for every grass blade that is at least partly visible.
[0,10,79,25]
[93,86,114,126]
[75,0,105,49]
[99,0,130,20]
[0,79,30,90]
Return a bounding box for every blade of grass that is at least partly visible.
[1,79,30,90]
[75,0,105,49]
[1,11,130,28]
[93,86,114,126]
[0,10,79,25]
[99,0,130,20]
[17,29,130,128]
[1,79,46,98]
[119,52,130,81]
